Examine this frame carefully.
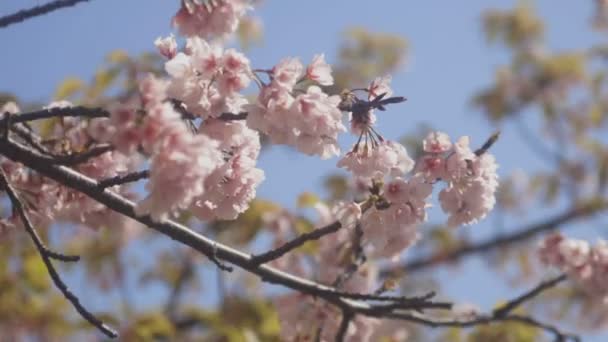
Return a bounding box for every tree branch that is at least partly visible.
[380,202,607,277]
[250,221,342,265]
[2,106,109,124]
[0,137,448,315]
[0,0,91,29]
[0,167,116,338]
[0,135,578,340]
[493,273,567,317]
[335,310,354,342]
[97,170,150,189]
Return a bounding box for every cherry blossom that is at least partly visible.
[271,57,304,90]
[306,54,334,86]
[367,75,393,100]
[338,140,414,180]
[154,34,177,59]
[165,38,251,119]
[190,119,264,221]
[539,233,608,300]
[247,80,345,158]
[172,0,252,40]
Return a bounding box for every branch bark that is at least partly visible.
[0,0,91,29]
[380,202,607,277]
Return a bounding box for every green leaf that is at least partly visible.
[54,77,84,100]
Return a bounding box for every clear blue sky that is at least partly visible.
[1,0,606,340]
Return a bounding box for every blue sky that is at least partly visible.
[1,0,607,340]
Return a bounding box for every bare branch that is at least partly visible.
[97,170,150,189]
[493,273,567,317]
[0,168,116,338]
[250,221,342,265]
[0,0,91,29]
[335,310,354,342]
[380,201,607,277]
[0,137,448,314]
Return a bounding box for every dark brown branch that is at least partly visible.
[0,0,91,28]
[474,131,500,156]
[377,310,579,342]
[0,168,115,338]
[332,222,366,288]
[10,123,51,155]
[1,106,109,124]
[250,221,342,265]
[335,310,354,342]
[0,137,448,315]
[218,112,248,121]
[493,273,567,317]
[97,170,150,189]
[0,136,576,340]
[381,201,607,277]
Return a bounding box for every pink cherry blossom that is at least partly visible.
[271,57,304,90]
[164,39,251,119]
[423,131,452,153]
[368,75,393,100]
[135,132,222,221]
[332,201,362,230]
[190,119,264,221]
[538,233,608,300]
[247,83,344,159]
[154,34,177,59]
[306,54,333,86]
[338,140,414,180]
[172,0,251,40]
[1,101,19,114]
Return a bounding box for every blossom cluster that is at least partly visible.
[247,55,346,158]
[161,36,252,119]
[0,102,140,236]
[538,233,608,300]
[420,132,499,227]
[172,0,252,40]
[88,75,264,222]
[335,114,498,258]
[266,203,405,341]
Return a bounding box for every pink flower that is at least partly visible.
[538,234,608,300]
[154,34,177,59]
[172,0,251,40]
[247,83,344,159]
[338,140,414,180]
[332,201,362,230]
[191,120,264,221]
[135,133,222,221]
[423,131,452,153]
[368,75,393,100]
[1,101,19,114]
[306,54,333,86]
[272,57,304,90]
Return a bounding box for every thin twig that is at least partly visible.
[332,222,366,288]
[0,0,91,28]
[97,170,150,189]
[0,168,115,338]
[250,221,342,265]
[335,310,354,342]
[493,273,567,317]
[380,200,607,276]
